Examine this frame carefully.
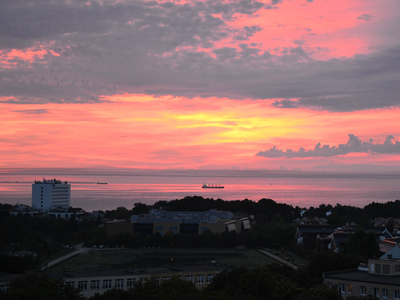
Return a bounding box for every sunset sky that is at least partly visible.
[1,0,400,171]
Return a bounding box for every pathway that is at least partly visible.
[257,248,298,270]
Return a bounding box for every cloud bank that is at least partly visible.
[0,0,399,111]
[256,134,400,158]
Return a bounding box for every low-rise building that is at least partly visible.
[0,265,226,298]
[324,247,400,299]
[107,208,254,237]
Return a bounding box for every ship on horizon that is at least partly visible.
[97,182,108,184]
[202,183,224,189]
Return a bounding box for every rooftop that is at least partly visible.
[34,178,68,184]
[49,264,228,280]
[324,269,400,286]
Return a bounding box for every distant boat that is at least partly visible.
[202,183,224,189]
[97,182,108,184]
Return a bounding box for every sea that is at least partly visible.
[0,169,399,211]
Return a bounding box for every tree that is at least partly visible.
[297,285,342,300]
[304,252,359,286]
[346,229,381,260]
[1,273,82,300]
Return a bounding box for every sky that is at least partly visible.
[1,0,400,172]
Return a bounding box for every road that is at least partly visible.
[257,248,298,270]
[40,243,86,271]
[40,244,120,271]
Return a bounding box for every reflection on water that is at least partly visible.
[0,173,399,211]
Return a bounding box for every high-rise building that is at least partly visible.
[32,178,71,211]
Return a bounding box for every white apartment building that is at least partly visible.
[32,178,71,211]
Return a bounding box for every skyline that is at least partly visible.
[1,0,400,171]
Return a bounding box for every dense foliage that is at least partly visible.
[303,200,400,227]
[103,196,303,224]
[0,273,82,300]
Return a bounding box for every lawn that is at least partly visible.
[47,248,276,272]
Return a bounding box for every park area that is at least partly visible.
[47,248,276,272]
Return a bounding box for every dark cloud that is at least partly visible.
[0,0,399,112]
[235,25,263,40]
[357,14,373,21]
[256,134,400,158]
[212,47,238,61]
[12,109,49,114]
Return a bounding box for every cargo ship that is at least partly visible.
[202,183,224,189]
[97,182,108,184]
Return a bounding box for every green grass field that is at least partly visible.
[47,248,276,272]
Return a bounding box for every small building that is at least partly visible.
[295,225,338,247]
[9,204,40,217]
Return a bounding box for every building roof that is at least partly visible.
[381,246,400,259]
[0,265,228,285]
[47,265,228,280]
[33,178,68,184]
[324,269,400,286]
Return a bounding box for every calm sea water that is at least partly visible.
[0,170,399,211]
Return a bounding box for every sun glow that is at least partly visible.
[1,94,400,169]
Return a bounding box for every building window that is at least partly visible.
[382,289,388,298]
[163,277,171,281]
[376,264,382,274]
[339,284,345,293]
[196,275,205,284]
[103,280,112,289]
[127,278,136,288]
[90,280,100,290]
[115,279,124,289]
[185,275,194,283]
[383,264,390,274]
[394,290,399,299]
[207,274,214,284]
[65,281,75,288]
[347,284,353,293]
[78,281,87,291]
[360,286,366,295]
[373,288,380,297]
